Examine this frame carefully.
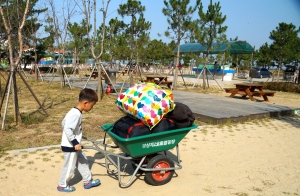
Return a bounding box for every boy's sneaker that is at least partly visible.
[57,185,75,192]
[84,179,101,189]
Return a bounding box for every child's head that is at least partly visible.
[78,88,98,112]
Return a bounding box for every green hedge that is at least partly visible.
[259,82,300,93]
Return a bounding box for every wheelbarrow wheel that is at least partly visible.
[145,155,174,186]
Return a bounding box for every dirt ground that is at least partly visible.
[0,114,299,196]
[0,84,299,195]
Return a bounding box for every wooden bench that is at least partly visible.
[141,80,173,89]
[121,69,136,75]
[155,81,173,88]
[251,91,275,101]
[224,88,236,93]
[224,87,275,101]
[85,71,104,79]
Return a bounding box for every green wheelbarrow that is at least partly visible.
[83,123,198,188]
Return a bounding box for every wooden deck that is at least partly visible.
[58,78,297,125]
[172,90,297,124]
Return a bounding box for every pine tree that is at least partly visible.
[162,0,200,89]
[194,0,227,89]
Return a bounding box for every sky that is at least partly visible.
[51,0,300,50]
[104,0,300,50]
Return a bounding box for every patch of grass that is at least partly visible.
[224,120,233,127]
[42,157,51,162]
[218,186,233,189]
[206,120,213,125]
[40,152,49,156]
[217,124,223,128]
[203,187,213,193]
[21,154,28,159]
[27,161,34,165]
[20,113,47,125]
[232,193,249,196]
[262,180,275,187]
[4,156,13,161]
[251,187,263,192]
[5,163,16,167]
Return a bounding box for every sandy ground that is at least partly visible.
[1,77,300,196]
[0,114,299,196]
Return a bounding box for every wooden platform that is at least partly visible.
[172,90,297,124]
[59,78,297,125]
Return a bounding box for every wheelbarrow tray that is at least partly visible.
[101,123,198,158]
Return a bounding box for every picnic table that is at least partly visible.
[224,83,275,101]
[85,71,105,79]
[144,76,172,88]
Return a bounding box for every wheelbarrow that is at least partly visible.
[82,123,198,188]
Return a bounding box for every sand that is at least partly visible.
[0,115,299,196]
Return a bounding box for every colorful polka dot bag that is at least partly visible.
[115,83,175,129]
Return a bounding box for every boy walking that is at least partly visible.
[57,88,100,192]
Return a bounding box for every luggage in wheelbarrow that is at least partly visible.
[102,123,197,158]
[111,115,177,138]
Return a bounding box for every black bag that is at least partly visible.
[165,102,195,128]
[111,115,178,138]
[111,115,152,138]
[151,118,177,133]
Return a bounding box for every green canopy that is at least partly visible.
[173,41,254,54]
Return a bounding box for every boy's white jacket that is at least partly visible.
[61,107,82,147]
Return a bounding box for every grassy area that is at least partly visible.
[0,75,124,154]
[0,70,298,155]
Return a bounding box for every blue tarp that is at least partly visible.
[173,41,254,54]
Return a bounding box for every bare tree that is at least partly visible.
[80,0,111,99]
[0,0,48,130]
[44,0,77,88]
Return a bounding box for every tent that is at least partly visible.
[172,41,255,82]
[173,41,254,54]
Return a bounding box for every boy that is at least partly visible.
[57,88,100,192]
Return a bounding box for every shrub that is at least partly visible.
[260,82,300,93]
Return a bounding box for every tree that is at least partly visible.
[67,20,90,64]
[0,0,46,67]
[118,0,151,85]
[81,0,112,99]
[44,0,77,88]
[0,0,48,129]
[256,43,272,68]
[146,39,167,64]
[269,22,300,81]
[162,0,200,89]
[105,18,127,64]
[194,0,227,89]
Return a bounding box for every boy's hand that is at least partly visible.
[74,144,82,151]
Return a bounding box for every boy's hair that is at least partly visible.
[78,88,98,102]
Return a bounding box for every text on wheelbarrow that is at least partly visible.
[142,139,176,148]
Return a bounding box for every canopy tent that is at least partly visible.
[173,41,254,54]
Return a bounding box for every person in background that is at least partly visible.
[178,63,182,70]
[294,69,299,83]
[213,61,218,79]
